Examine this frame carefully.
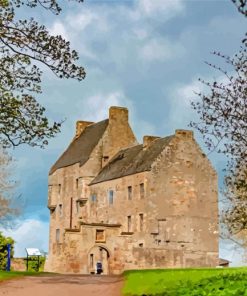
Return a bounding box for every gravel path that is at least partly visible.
[0,274,124,296]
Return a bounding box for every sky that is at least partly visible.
[1,0,246,266]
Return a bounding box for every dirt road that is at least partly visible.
[0,274,124,296]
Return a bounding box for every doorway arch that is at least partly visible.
[88,245,110,274]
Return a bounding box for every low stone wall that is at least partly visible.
[11,258,26,271]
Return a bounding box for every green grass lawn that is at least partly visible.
[123,267,247,296]
[0,271,46,281]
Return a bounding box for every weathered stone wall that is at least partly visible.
[11,258,26,271]
[45,109,218,274]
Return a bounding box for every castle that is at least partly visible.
[45,106,219,274]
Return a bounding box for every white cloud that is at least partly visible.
[163,79,203,132]
[75,91,156,140]
[46,0,185,65]
[132,28,149,40]
[138,0,184,18]
[1,219,49,257]
[49,21,69,40]
[140,38,184,62]
[66,9,109,33]
[76,91,133,122]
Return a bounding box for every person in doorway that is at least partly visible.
[96,261,103,274]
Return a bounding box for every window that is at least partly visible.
[103,156,109,162]
[76,201,79,214]
[140,183,145,199]
[108,190,114,205]
[91,194,97,203]
[76,178,79,189]
[58,184,61,194]
[59,204,63,217]
[96,229,105,242]
[127,186,132,200]
[139,213,144,232]
[90,254,94,269]
[127,216,132,232]
[56,229,60,243]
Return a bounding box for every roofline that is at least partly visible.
[49,119,109,175]
[89,169,150,186]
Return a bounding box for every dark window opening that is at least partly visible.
[76,201,79,214]
[91,194,97,203]
[140,183,144,199]
[127,186,132,200]
[139,213,144,232]
[90,254,94,269]
[59,204,63,217]
[108,190,114,205]
[127,215,132,232]
[56,229,60,243]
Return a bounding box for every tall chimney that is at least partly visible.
[75,121,94,138]
[175,129,193,140]
[109,106,128,123]
[143,136,160,149]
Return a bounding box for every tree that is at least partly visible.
[0,231,14,270]
[0,147,19,226]
[191,27,247,250]
[190,41,246,163]
[0,0,85,148]
[190,3,246,245]
[222,159,247,240]
[232,0,247,16]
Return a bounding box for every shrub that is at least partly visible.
[0,232,14,270]
[27,256,46,272]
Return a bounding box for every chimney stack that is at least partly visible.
[109,106,128,124]
[143,136,160,149]
[175,129,193,140]
[75,121,94,138]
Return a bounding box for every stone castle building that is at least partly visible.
[45,106,218,274]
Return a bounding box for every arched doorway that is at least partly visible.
[88,245,110,274]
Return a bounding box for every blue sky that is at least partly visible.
[1,0,246,265]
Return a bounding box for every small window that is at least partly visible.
[75,201,79,214]
[140,183,144,199]
[127,215,132,232]
[108,190,114,205]
[96,229,105,242]
[58,184,61,194]
[56,229,60,243]
[139,243,143,248]
[103,156,109,162]
[139,213,144,232]
[90,254,94,269]
[91,194,97,203]
[59,204,63,217]
[76,178,79,189]
[127,186,132,200]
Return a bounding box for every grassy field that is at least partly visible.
[123,267,247,295]
[0,271,44,281]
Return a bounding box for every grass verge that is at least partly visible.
[123,267,247,296]
[0,271,49,282]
